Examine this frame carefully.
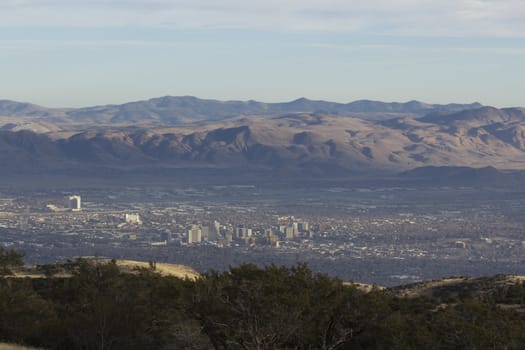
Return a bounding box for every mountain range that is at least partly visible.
[1,96,525,183]
[0,96,482,131]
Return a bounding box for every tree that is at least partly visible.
[42,258,206,350]
[0,278,56,345]
[0,247,24,276]
[189,263,371,350]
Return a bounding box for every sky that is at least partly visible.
[0,0,524,108]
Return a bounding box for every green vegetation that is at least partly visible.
[2,254,525,349]
[0,248,24,276]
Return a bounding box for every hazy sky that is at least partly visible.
[1,0,524,107]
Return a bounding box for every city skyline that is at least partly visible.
[1,0,524,108]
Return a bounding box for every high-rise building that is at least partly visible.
[206,220,220,241]
[68,195,81,211]
[214,220,221,237]
[299,222,309,232]
[285,226,295,240]
[236,226,252,239]
[188,224,202,244]
[201,226,210,240]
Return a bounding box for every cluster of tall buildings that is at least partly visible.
[186,220,310,245]
[279,222,309,240]
[187,221,221,244]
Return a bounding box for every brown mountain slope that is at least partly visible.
[2,107,525,176]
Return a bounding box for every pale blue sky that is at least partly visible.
[1,0,524,108]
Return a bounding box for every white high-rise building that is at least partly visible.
[188,224,202,244]
[68,195,81,211]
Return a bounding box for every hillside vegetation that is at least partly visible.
[2,247,525,349]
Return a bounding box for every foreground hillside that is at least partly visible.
[2,252,525,349]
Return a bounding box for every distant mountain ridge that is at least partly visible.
[419,106,525,126]
[0,96,483,127]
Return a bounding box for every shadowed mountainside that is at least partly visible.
[2,107,525,175]
[399,165,525,187]
[2,99,525,180]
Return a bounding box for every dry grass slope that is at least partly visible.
[112,259,200,280]
[343,281,385,293]
[0,343,42,350]
[10,259,200,280]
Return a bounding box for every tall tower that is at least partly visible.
[68,195,81,211]
[208,220,220,241]
[188,224,202,244]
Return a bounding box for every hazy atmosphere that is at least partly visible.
[1,0,524,107]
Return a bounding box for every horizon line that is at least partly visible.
[0,95,492,110]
